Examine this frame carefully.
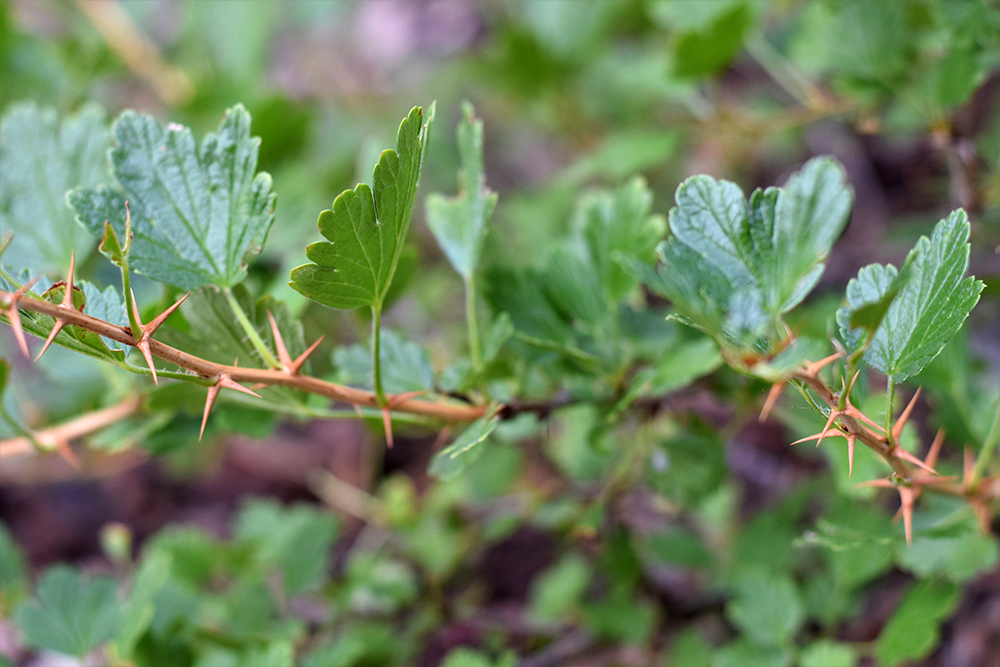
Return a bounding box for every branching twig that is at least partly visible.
[1,290,488,423]
[0,396,142,458]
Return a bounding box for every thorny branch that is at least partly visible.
[0,288,488,426]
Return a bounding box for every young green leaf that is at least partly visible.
[234,498,339,595]
[627,157,851,348]
[799,640,857,667]
[15,565,124,658]
[290,105,435,310]
[725,568,804,646]
[875,580,960,667]
[0,102,110,274]
[70,105,276,290]
[425,102,497,281]
[838,210,984,381]
[429,414,500,481]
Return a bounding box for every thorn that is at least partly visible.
[970,498,991,535]
[891,386,922,443]
[267,311,292,369]
[290,336,324,374]
[892,446,939,475]
[926,428,945,471]
[382,407,394,448]
[35,253,77,361]
[128,291,189,384]
[815,406,842,449]
[2,276,41,358]
[963,446,975,486]
[804,352,841,376]
[199,372,262,441]
[759,382,785,422]
[790,429,846,446]
[899,485,915,546]
[53,436,81,470]
[847,433,856,477]
[353,403,364,419]
[432,427,452,451]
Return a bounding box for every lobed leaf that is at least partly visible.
[15,566,124,658]
[425,102,497,281]
[290,105,435,310]
[429,415,500,481]
[0,102,110,274]
[70,104,276,290]
[837,210,984,381]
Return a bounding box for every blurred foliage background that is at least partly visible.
[1,0,1000,665]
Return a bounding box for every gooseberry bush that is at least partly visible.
[0,97,996,667]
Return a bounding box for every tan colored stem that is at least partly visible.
[0,396,142,458]
[73,0,194,106]
[3,291,488,422]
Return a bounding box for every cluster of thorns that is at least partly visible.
[1,257,997,545]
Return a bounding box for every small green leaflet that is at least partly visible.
[725,568,804,646]
[626,157,852,349]
[70,104,276,290]
[0,102,110,274]
[15,566,124,658]
[425,102,497,281]
[837,210,984,381]
[429,414,500,480]
[290,105,435,310]
[875,580,960,667]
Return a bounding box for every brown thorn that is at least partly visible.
[267,311,293,370]
[35,254,77,362]
[899,486,915,546]
[144,292,188,335]
[382,407,394,448]
[856,478,894,489]
[963,447,976,487]
[3,276,42,358]
[200,383,221,441]
[129,289,145,342]
[847,434,856,477]
[432,426,453,451]
[925,428,945,470]
[845,405,886,432]
[387,390,427,409]
[790,429,846,446]
[218,374,262,399]
[804,352,841,376]
[137,341,158,384]
[892,386,922,443]
[352,403,364,419]
[290,336,324,375]
[759,382,785,422]
[53,436,81,470]
[34,319,67,361]
[893,446,938,475]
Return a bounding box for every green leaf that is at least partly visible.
[711,640,792,667]
[0,102,110,274]
[647,431,725,505]
[0,522,28,615]
[70,104,275,290]
[875,580,960,667]
[725,568,804,646]
[529,553,591,622]
[582,177,666,302]
[668,630,713,667]
[15,565,124,658]
[626,337,721,398]
[234,498,339,595]
[426,102,497,280]
[896,531,999,583]
[799,640,856,667]
[290,104,435,310]
[334,328,434,394]
[114,551,171,659]
[79,282,129,353]
[628,158,852,349]
[429,415,500,481]
[838,210,984,381]
[671,2,754,78]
